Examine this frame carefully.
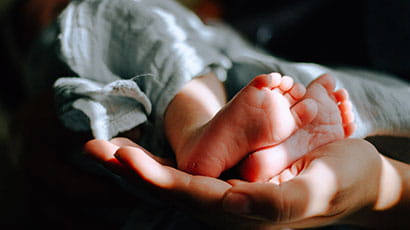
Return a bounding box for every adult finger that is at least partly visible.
[84,139,119,161]
[110,137,175,166]
[114,146,232,208]
[85,138,231,206]
[85,139,273,229]
[113,147,272,229]
[83,139,126,174]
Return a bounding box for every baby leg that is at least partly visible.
[176,73,318,177]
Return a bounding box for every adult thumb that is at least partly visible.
[222,157,341,226]
[222,179,311,223]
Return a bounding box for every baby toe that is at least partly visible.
[310,73,336,93]
[250,73,281,89]
[279,75,294,92]
[344,122,356,137]
[334,88,349,103]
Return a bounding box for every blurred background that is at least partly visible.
[0,0,409,229]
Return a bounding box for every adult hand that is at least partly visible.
[84,138,272,229]
[223,139,410,229]
[85,138,410,229]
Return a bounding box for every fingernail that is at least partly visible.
[223,192,252,215]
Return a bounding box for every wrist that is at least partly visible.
[384,156,410,207]
[342,153,410,229]
[373,155,405,210]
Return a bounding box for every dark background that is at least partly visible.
[221,0,410,81]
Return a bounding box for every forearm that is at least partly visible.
[164,72,227,153]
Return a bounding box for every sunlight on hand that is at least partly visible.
[374,155,402,210]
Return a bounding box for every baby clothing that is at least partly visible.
[54,0,231,143]
[54,0,409,144]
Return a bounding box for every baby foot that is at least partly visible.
[176,73,318,177]
[239,74,356,182]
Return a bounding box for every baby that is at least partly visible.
[54,0,410,185]
[164,71,354,182]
